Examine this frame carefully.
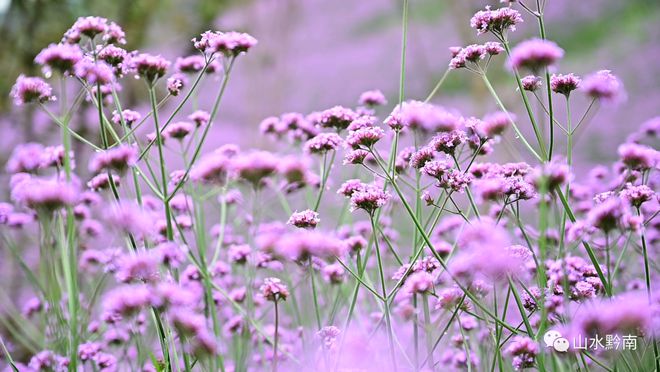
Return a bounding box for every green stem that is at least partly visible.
[148,86,174,240]
[370,214,398,371]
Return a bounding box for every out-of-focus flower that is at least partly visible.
[581,70,625,104]
[509,39,564,72]
[358,89,387,107]
[11,75,55,105]
[287,209,320,229]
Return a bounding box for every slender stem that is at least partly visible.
[500,41,548,160]
[273,300,279,372]
[308,257,322,330]
[148,86,174,240]
[424,68,450,103]
[370,213,398,370]
[481,73,544,162]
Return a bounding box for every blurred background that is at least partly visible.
[0,0,659,174]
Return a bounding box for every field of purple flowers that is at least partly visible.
[0,0,658,371]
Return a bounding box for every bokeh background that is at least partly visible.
[1,0,659,173]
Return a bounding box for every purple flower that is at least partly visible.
[618,143,657,170]
[11,176,78,212]
[272,230,347,260]
[231,151,279,186]
[188,110,211,127]
[35,43,83,75]
[410,146,436,169]
[163,121,194,140]
[97,45,128,69]
[505,336,539,370]
[193,30,257,56]
[398,101,460,132]
[11,75,55,105]
[167,73,186,96]
[337,179,366,197]
[403,271,435,294]
[550,73,581,96]
[449,44,487,69]
[358,89,387,107]
[587,197,626,232]
[64,16,108,42]
[107,201,155,238]
[350,182,390,213]
[343,149,370,165]
[228,244,251,264]
[115,250,160,283]
[287,209,320,229]
[175,55,207,73]
[131,53,170,83]
[75,58,115,85]
[508,38,564,72]
[620,184,655,208]
[304,132,343,154]
[431,130,468,155]
[318,106,359,131]
[259,277,289,301]
[481,111,512,137]
[111,109,141,127]
[103,284,157,318]
[521,75,542,91]
[190,151,232,185]
[470,6,523,35]
[322,263,346,284]
[581,70,625,103]
[77,343,102,363]
[345,126,385,148]
[87,173,120,191]
[89,145,138,174]
[6,143,45,173]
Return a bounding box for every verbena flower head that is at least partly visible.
[64,16,109,42]
[259,277,289,302]
[231,151,278,186]
[521,75,542,91]
[193,30,257,57]
[167,73,186,96]
[449,44,487,69]
[349,182,390,214]
[318,106,359,131]
[190,151,232,185]
[581,70,625,103]
[35,43,83,75]
[111,109,141,127]
[617,143,657,170]
[550,73,581,96]
[345,126,385,148]
[131,53,170,83]
[188,110,211,127]
[304,132,343,154]
[11,75,55,105]
[470,6,523,35]
[89,145,138,174]
[398,101,460,132]
[358,89,387,107]
[175,55,207,73]
[509,39,564,72]
[11,176,78,212]
[75,58,115,85]
[287,209,320,229]
[620,184,654,208]
[505,336,539,370]
[481,111,511,138]
[163,121,194,140]
[431,130,468,155]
